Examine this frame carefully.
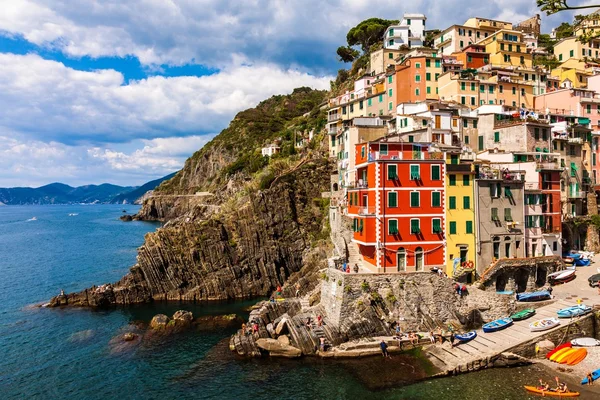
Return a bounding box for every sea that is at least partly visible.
[0,205,595,399]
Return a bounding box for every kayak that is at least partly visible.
[557,304,592,318]
[574,258,590,267]
[529,318,560,332]
[546,342,572,359]
[455,331,477,342]
[571,337,600,347]
[581,368,600,384]
[555,348,578,363]
[516,290,551,302]
[550,347,573,362]
[482,317,513,333]
[524,386,580,397]
[548,269,576,285]
[511,308,535,321]
[565,348,587,365]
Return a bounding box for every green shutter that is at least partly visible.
[449,221,457,234]
[387,164,397,179]
[466,221,473,234]
[504,208,512,221]
[410,192,420,207]
[494,131,500,142]
[463,174,470,186]
[463,196,470,209]
[478,135,484,150]
[389,220,398,234]
[433,219,442,233]
[432,191,441,207]
[388,192,398,207]
[449,196,456,209]
[449,174,456,186]
[491,208,499,221]
[504,187,512,197]
[432,165,440,180]
[410,165,420,180]
[411,219,420,234]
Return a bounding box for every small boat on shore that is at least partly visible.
[582,368,600,384]
[557,304,592,318]
[564,348,587,365]
[546,342,572,359]
[516,290,551,302]
[529,318,560,332]
[548,270,576,285]
[571,337,600,347]
[482,317,513,333]
[524,386,580,397]
[510,308,535,321]
[574,258,590,267]
[455,331,476,342]
[550,347,573,361]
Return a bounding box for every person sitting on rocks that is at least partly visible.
[305,317,312,331]
[429,331,435,344]
[353,263,359,273]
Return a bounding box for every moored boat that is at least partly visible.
[581,368,600,384]
[546,342,572,359]
[482,317,513,333]
[571,337,600,347]
[516,290,551,302]
[455,331,476,342]
[524,386,579,397]
[548,269,576,285]
[574,258,590,267]
[510,308,535,321]
[550,347,573,361]
[529,318,560,332]
[557,304,592,318]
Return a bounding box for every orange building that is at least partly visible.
[453,44,489,69]
[394,53,443,106]
[347,141,446,272]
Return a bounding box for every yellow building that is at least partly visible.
[554,36,600,63]
[477,30,532,68]
[438,70,497,107]
[550,58,598,89]
[444,151,476,280]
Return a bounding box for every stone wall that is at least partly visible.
[477,256,564,293]
[322,269,512,332]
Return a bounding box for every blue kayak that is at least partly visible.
[574,258,590,266]
[483,317,513,333]
[557,304,592,318]
[564,253,582,260]
[516,290,551,302]
[455,331,477,342]
[581,368,600,384]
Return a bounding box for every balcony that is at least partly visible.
[358,206,376,216]
[347,180,369,189]
[543,226,561,235]
[524,182,539,190]
[328,126,338,135]
[368,150,433,161]
[328,114,341,123]
[568,137,583,144]
[447,164,472,172]
[568,191,585,199]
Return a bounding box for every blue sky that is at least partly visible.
[0,0,574,187]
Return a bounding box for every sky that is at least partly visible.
[0,0,579,187]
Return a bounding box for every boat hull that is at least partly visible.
[529,318,560,332]
[571,337,600,347]
[482,317,513,333]
[565,348,587,366]
[546,343,572,359]
[581,368,600,384]
[557,305,592,319]
[524,386,579,397]
[516,291,551,302]
[455,331,476,342]
[511,308,535,321]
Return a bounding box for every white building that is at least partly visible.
[261,145,280,157]
[383,14,426,50]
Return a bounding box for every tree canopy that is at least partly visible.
[336,46,360,63]
[537,1,600,43]
[346,18,399,53]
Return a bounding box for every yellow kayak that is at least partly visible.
[524,386,579,397]
[550,347,572,362]
[555,348,577,364]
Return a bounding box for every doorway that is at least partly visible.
[415,247,423,271]
[397,248,406,272]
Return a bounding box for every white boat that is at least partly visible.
[529,318,560,332]
[548,269,576,284]
[571,337,600,347]
[26,217,37,222]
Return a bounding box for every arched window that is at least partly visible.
[397,248,406,272]
[415,247,423,271]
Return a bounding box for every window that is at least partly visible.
[463,175,470,186]
[407,19,411,25]
[426,59,430,67]
[449,221,457,234]
[463,196,470,209]
[460,40,464,48]
[587,104,591,114]
[570,49,574,57]
[432,218,442,233]
[387,164,397,180]
[379,94,383,103]
[504,208,512,221]
[451,155,459,165]
[449,196,456,209]
[470,97,475,106]
[512,87,516,95]
[559,54,563,61]
[489,86,494,94]
[534,128,539,140]
[461,82,466,91]
[410,192,420,207]
[521,88,525,96]
[480,84,484,93]
[466,221,473,234]
[500,43,505,50]
[388,75,393,84]
[431,165,440,180]
[426,72,431,81]
[432,191,441,207]
[467,55,472,62]
[426,86,431,94]
[520,56,524,64]
[409,164,421,180]
[415,62,420,68]
[415,88,420,96]
[388,191,398,207]
[410,219,421,234]
[470,82,475,91]
[463,119,468,128]
[388,219,399,234]
[368,98,372,106]
[499,85,503,93]
[361,146,365,158]
[478,135,484,150]
[435,59,440,68]
[388,52,394,59]
[389,102,393,111]
[408,135,414,143]
[388,89,393,97]
[461,96,466,105]
[415,75,421,82]
[465,136,469,144]
[491,207,499,221]
[449,174,456,186]
[490,182,501,197]
[389,28,394,36]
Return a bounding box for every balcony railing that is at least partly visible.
[543,226,561,234]
[536,162,561,171]
[328,127,338,135]
[368,151,430,161]
[568,191,585,198]
[328,114,341,122]
[568,137,583,144]
[358,206,376,215]
[347,180,369,189]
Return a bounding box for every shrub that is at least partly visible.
[371,291,381,301]
[361,281,370,292]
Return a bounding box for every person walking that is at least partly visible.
[380,340,391,358]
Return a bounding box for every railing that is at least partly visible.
[328,127,338,135]
[536,162,561,171]
[524,182,539,190]
[568,137,583,144]
[568,191,585,198]
[328,114,341,122]
[348,180,368,189]
[358,206,376,215]
[542,226,561,234]
[368,151,430,161]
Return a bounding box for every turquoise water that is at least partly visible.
[0,205,597,399]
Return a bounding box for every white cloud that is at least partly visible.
[0,0,571,69]
[0,53,331,145]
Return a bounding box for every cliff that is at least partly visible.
[49,87,333,307]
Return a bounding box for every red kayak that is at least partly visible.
[546,342,572,359]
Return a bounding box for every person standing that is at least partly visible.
[353,263,359,273]
[319,337,326,352]
[586,371,594,385]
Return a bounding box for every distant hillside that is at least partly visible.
[110,173,176,204]
[0,183,136,205]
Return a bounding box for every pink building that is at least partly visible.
[535,88,600,184]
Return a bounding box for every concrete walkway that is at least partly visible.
[425,298,589,371]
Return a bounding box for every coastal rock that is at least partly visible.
[256,338,302,358]
[123,332,137,342]
[194,314,243,330]
[172,310,193,326]
[120,215,133,222]
[275,316,289,335]
[277,335,290,346]
[536,339,555,357]
[150,314,170,329]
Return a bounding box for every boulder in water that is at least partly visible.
[123,332,137,342]
[277,335,290,346]
[150,314,170,329]
[256,338,301,358]
[172,310,194,326]
[536,339,555,358]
